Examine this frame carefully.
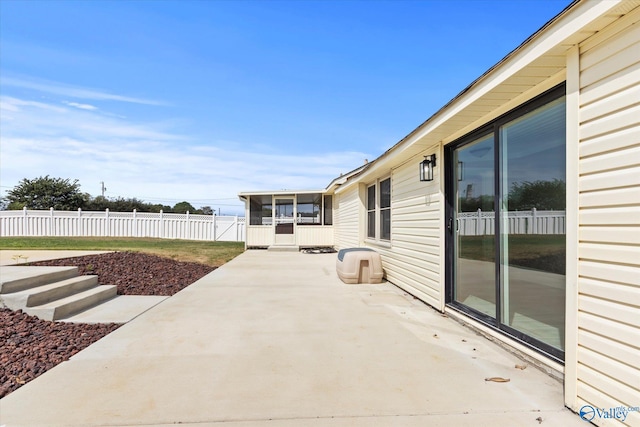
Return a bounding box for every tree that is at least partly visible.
[107,197,149,212]
[508,179,565,211]
[4,176,88,210]
[200,206,213,215]
[173,201,196,214]
[84,196,172,212]
[149,204,172,213]
[459,195,495,213]
[85,195,111,211]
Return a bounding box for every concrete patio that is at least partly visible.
[0,250,582,426]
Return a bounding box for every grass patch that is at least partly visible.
[459,234,565,274]
[0,237,244,267]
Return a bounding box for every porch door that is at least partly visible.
[274,198,295,245]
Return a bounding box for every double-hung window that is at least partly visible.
[379,178,391,240]
[367,177,391,241]
[367,185,376,238]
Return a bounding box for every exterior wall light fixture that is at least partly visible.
[419,154,436,182]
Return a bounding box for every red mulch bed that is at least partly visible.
[0,309,120,398]
[1,251,215,398]
[28,251,216,296]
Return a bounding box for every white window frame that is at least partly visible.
[366,176,391,244]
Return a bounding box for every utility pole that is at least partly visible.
[100,182,107,197]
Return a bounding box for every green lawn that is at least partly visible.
[0,237,245,267]
[459,234,565,274]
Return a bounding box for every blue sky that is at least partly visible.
[0,0,570,215]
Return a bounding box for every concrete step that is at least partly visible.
[24,285,118,321]
[61,295,169,323]
[267,245,300,252]
[0,266,79,294]
[1,275,99,311]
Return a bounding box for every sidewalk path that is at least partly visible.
[0,251,581,426]
[0,250,111,266]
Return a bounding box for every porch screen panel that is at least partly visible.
[323,195,333,225]
[250,196,272,225]
[297,193,321,225]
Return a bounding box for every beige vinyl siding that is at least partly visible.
[366,159,442,309]
[335,185,361,249]
[246,226,272,247]
[576,6,640,424]
[297,226,334,247]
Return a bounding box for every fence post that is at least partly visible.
[133,209,137,237]
[160,210,164,239]
[49,207,54,236]
[105,208,110,237]
[186,211,190,240]
[235,215,239,241]
[476,208,482,236]
[22,207,27,236]
[212,213,217,242]
[78,208,82,237]
[532,207,537,234]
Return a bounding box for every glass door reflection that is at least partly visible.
[453,134,496,318]
[499,97,566,351]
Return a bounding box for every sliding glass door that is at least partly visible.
[499,97,566,352]
[447,85,566,360]
[453,134,496,318]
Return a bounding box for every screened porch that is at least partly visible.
[239,191,334,249]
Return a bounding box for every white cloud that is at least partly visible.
[0,95,369,215]
[1,76,165,106]
[64,101,98,111]
[1,96,67,113]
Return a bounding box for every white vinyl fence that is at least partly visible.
[0,208,246,242]
[458,208,565,236]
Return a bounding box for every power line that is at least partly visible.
[101,194,240,202]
